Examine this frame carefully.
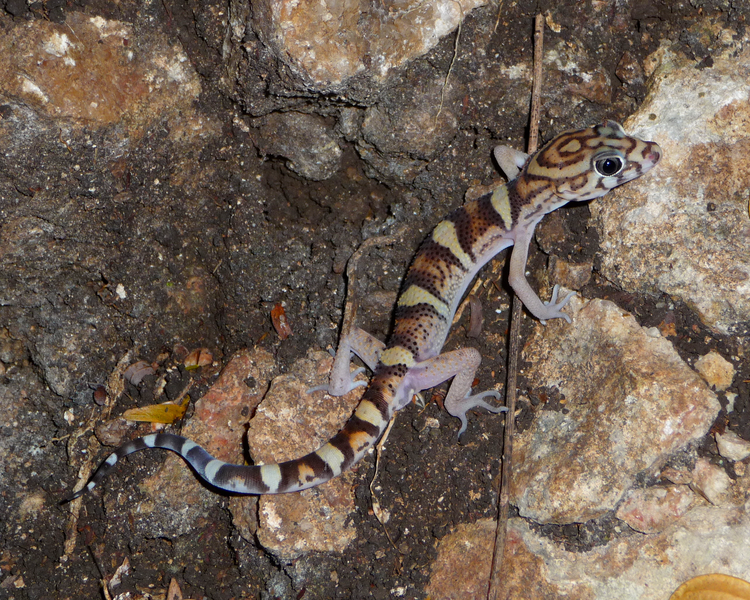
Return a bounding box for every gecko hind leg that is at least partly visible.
[308,326,385,396]
[406,347,507,438]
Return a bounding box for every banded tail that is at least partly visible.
[63,369,397,500]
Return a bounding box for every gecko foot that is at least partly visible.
[307,367,368,395]
[447,389,507,439]
[539,285,575,325]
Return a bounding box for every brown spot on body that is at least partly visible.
[402,267,451,306]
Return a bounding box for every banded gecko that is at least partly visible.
[66,122,661,500]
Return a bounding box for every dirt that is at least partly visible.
[0,0,748,598]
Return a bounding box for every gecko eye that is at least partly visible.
[594,156,624,177]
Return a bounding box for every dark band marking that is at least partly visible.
[362,386,392,421]
[328,430,357,470]
[476,193,512,231]
[413,239,469,274]
[279,460,301,492]
[445,206,477,262]
[298,451,331,482]
[402,268,451,307]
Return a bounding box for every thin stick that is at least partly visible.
[436,0,463,126]
[486,13,545,600]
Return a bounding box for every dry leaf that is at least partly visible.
[121,396,190,424]
[670,573,750,600]
[184,348,212,370]
[108,557,131,590]
[271,303,292,339]
[93,385,108,405]
[167,578,183,600]
[123,360,155,385]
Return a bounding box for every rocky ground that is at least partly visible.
[1,0,749,598]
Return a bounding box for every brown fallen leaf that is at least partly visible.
[167,578,183,600]
[123,360,156,385]
[271,303,292,339]
[184,348,212,370]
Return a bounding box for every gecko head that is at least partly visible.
[526,121,662,202]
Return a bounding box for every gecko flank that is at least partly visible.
[66,121,661,499]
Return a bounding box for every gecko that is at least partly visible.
[65,121,661,500]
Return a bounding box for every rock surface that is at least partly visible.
[2,3,748,599]
[248,350,364,559]
[250,0,489,90]
[592,44,750,336]
[500,502,750,600]
[513,296,719,523]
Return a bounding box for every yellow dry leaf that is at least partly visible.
[122,395,190,424]
[670,573,750,600]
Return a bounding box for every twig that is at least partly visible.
[493,0,504,33]
[436,0,464,126]
[486,13,545,600]
[338,226,408,357]
[343,227,406,550]
[369,418,399,550]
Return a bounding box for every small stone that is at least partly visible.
[694,350,735,391]
[660,466,692,485]
[548,256,593,291]
[615,50,644,85]
[726,391,738,413]
[716,431,750,462]
[5,0,28,17]
[690,458,734,507]
[615,485,697,534]
[255,112,342,181]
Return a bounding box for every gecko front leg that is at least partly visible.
[493,145,529,180]
[507,224,575,324]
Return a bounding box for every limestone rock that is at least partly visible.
[0,12,201,133]
[249,349,365,559]
[513,296,720,524]
[694,350,736,392]
[615,485,699,534]
[592,45,750,336]
[501,505,750,600]
[690,457,740,508]
[716,431,750,462]
[425,519,494,600]
[250,0,488,91]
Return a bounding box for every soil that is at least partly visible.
[1,0,748,599]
